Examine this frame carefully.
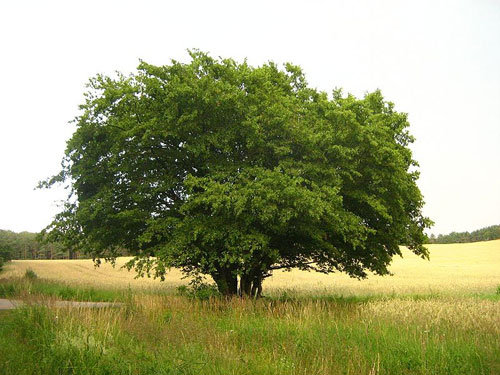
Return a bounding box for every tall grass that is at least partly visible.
[1,286,499,374]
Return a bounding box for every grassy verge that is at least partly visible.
[0,280,499,374]
[0,277,126,302]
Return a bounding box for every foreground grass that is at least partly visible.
[0,279,499,375]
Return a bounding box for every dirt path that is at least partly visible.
[0,298,124,310]
[0,299,19,310]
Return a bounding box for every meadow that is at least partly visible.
[0,240,499,374]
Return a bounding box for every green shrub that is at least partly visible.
[496,285,500,295]
[24,268,38,280]
[0,256,4,272]
[176,276,220,300]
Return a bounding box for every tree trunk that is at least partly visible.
[240,274,252,296]
[251,276,263,298]
[213,267,266,298]
[240,273,263,298]
[212,269,238,296]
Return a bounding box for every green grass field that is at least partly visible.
[0,240,499,374]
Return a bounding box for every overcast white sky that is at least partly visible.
[0,0,499,235]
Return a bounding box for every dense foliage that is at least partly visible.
[42,51,431,296]
[428,224,500,244]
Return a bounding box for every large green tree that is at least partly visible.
[41,51,432,296]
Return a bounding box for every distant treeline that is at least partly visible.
[427,224,500,244]
[0,229,88,261]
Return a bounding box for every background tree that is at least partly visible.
[0,233,14,262]
[0,229,81,260]
[427,224,500,244]
[0,242,11,271]
[41,51,432,296]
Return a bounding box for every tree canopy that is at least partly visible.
[42,51,432,296]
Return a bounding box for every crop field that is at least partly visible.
[0,240,499,374]
[2,240,500,295]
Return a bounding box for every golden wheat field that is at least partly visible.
[2,240,499,295]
